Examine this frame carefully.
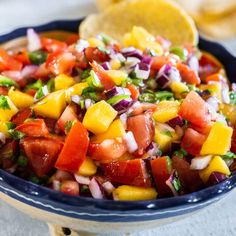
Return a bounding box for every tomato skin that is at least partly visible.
[103,159,151,187]
[172,156,203,193]
[126,84,140,101]
[21,136,63,177]
[189,122,213,135]
[60,180,79,196]
[0,86,8,95]
[85,47,109,63]
[231,126,236,153]
[46,51,76,76]
[55,121,89,173]
[41,37,67,53]
[127,112,154,155]
[91,61,115,90]
[151,157,172,196]
[13,49,30,65]
[88,139,127,163]
[33,63,51,79]
[177,63,200,85]
[65,34,80,45]
[181,128,207,156]
[56,105,78,133]
[179,91,211,128]
[0,49,22,72]
[11,108,32,126]
[15,119,49,137]
[151,56,170,71]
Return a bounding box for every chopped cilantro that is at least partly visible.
[87,70,102,89]
[174,148,188,158]
[6,122,16,130]
[172,173,181,192]
[0,75,18,87]
[28,50,48,65]
[80,69,91,81]
[0,96,10,110]
[8,130,25,140]
[26,80,43,90]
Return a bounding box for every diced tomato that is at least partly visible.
[0,86,8,95]
[13,49,30,65]
[15,119,49,137]
[33,63,51,79]
[127,112,154,155]
[60,180,79,196]
[91,61,115,90]
[189,122,213,135]
[57,105,78,133]
[11,108,32,126]
[172,156,203,193]
[205,73,222,83]
[85,47,109,63]
[181,128,207,156]
[126,84,140,101]
[151,157,172,196]
[0,49,22,72]
[65,34,79,45]
[103,159,151,187]
[25,88,37,96]
[199,53,221,81]
[88,139,127,163]
[231,126,236,153]
[21,136,63,177]
[46,51,76,76]
[151,56,171,71]
[179,91,211,127]
[177,63,200,85]
[41,37,67,53]
[55,121,89,172]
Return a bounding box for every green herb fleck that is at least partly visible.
[64,120,76,134]
[8,130,25,140]
[0,75,18,87]
[222,152,236,159]
[26,80,43,90]
[6,122,16,130]
[28,50,48,65]
[87,70,102,89]
[174,148,188,158]
[172,173,181,192]
[80,69,91,81]
[0,96,10,110]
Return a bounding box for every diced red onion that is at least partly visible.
[27,28,42,52]
[207,172,227,186]
[119,113,127,128]
[123,131,138,153]
[71,95,81,104]
[134,63,150,80]
[190,155,212,170]
[85,99,94,109]
[21,65,39,78]
[74,174,90,185]
[126,57,141,67]
[101,62,111,70]
[166,171,179,196]
[102,181,115,195]
[121,47,143,60]
[215,114,227,124]
[52,180,61,191]
[0,132,6,145]
[2,71,22,83]
[105,87,131,99]
[89,177,104,199]
[146,142,159,156]
[168,116,184,128]
[232,83,236,92]
[188,55,199,73]
[206,96,219,112]
[142,56,152,65]
[113,99,133,114]
[156,122,175,133]
[75,39,89,53]
[110,53,126,62]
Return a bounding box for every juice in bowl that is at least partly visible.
[0,0,235,235]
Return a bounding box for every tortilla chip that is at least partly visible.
[80,0,198,46]
[95,0,123,11]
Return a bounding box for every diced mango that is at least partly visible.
[113,185,157,201]
[170,82,189,94]
[78,157,97,176]
[83,100,117,134]
[87,37,105,48]
[0,96,18,121]
[199,82,221,101]
[153,101,180,123]
[33,90,66,119]
[110,59,121,70]
[220,104,236,126]
[123,26,163,54]
[200,122,233,155]
[0,121,9,137]
[8,87,34,109]
[106,70,128,86]
[54,74,76,91]
[65,82,88,103]
[91,119,125,143]
[199,156,231,183]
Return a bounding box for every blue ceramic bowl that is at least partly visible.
[0,19,236,234]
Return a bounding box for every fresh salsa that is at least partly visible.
[0,26,235,201]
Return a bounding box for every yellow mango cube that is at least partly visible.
[153,101,180,123]
[170,82,189,94]
[78,157,97,176]
[91,119,125,143]
[33,90,66,119]
[83,100,117,134]
[200,122,233,155]
[110,58,121,70]
[113,185,157,201]
[87,37,105,47]
[8,87,34,109]
[65,82,88,103]
[0,96,18,121]
[199,156,231,183]
[54,74,76,91]
[106,70,128,86]
[199,82,221,101]
[220,104,236,126]
[0,121,9,137]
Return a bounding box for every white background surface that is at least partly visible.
[0,0,235,235]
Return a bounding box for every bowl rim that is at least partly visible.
[0,18,236,213]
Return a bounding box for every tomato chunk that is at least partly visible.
[55,121,89,172]
[0,86,8,95]
[85,47,109,63]
[16,119,49,137]
[181,128,207,156]
[172,156,203,193]
[179,91,211,127]
[21,136,63,177]
[151,157,172,196]
[126,84,139,101]
[151,56,171,71]
[60,180,79,196]
[0,49,22,72]
[11,108,32,126]
[41,37,67,53]
[103,159,151,187]
[127,112,154,155]
[177,63,200,85]
[88,139,127,163]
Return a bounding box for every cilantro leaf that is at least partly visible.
[0,96,10,110]
[8,129,25,140]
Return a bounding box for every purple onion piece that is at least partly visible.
[105,87,131,99]
[142,56,152,65]
[113,99,133,114]
[101,62,111,70]
[156,64,172,88]
[166,170,180,196]
[122,47,143,60]
[206,172,227,186]
[138,62,150,71]
[168,116,184,128]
